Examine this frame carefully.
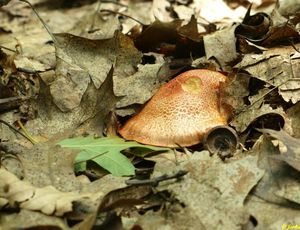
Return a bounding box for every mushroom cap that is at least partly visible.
[119,69,230,147]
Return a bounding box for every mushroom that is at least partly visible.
[119,69,231,147]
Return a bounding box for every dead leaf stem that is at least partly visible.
[16,120,38,144]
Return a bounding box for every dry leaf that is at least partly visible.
[231,103,286,132]
[148,151,264,229]
[235,43,300,104]
[261,129,300,172]
[51,31,141,112]
[287,102,300,138]
[204,25,238,69]
[0,168,96,216]
[114,63,164,109]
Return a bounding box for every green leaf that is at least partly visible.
[58,136,168,176]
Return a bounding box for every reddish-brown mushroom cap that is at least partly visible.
[119,69,230,147]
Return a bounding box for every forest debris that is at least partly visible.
[114,63,164,109]
[204,25,238,69]
[151,151,264,229]
[1,0,300,229]
[122,0,154,33]
[51,31,141,112]
[245,195,300,230]
[69,12,120,40]
[0,210,71,230]
[231,103,286,132]
[220,72,250,113]
[14,56,46,72]
[235,44,300,104]
[173,5,194,21]
[262,129,300,172]
[250,135,291,205]
[0,168,97,216]
[287,102,300,138]
[178,15,201,42]
[25,67,118,137]
[151,0,172,22]
[192,0,246,24]
[134,19,182,52]
[0,0,10,7]
[261,8,299,46]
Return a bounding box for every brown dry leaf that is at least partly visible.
[204,24,238,69]
[261,129,300,172]
[178,15,201,42]
[0,209,71,230]
[235,43,300,104]
[173,4,194,21]
[121,0,154,33]
[231,103,286,133]
[67,1,123,39]
[25,66,118,137]
[51,31,141,112]
[134,19,183,52]
[0,167,96,216]
[14,56,46,72]
[279,0,300,15]
[245,195,300,230]
[70,14,120,40]
[287,102,300,138]
[113,63,168,112]
[146,151,264,230]
[221,72,250,113]
[261,8,299,46]
[124,208,206,230]
[250,134,293,205]
[0,141,127,228]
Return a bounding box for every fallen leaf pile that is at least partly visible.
[1,0,300,229]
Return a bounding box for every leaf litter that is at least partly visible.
[0,0,300,229]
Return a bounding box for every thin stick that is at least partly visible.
[19,0,57,43]
[0,119,35,144]
[125,170,188,186]
[100,9,145,26]
[0,45,16,53]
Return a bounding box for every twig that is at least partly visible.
[125,170,188,186]
[19,0,57,43]
[0,45,16,53]
[100,9,145,26]
[0,119,34,144]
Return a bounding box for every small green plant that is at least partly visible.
[58,136,167,176]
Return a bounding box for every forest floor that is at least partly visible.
[1,0,300,229]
